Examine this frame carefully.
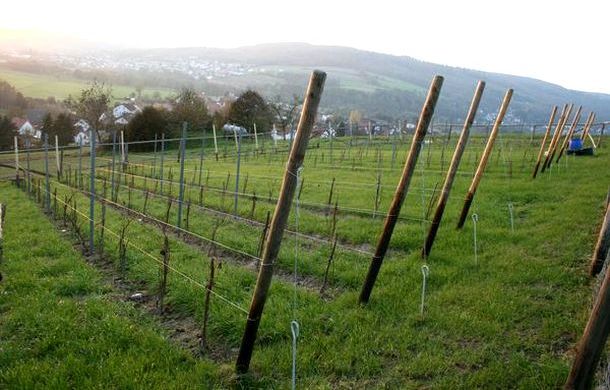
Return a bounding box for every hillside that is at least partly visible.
[2,41,609,123]
[121,43,610,122]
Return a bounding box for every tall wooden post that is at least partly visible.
[565,250,610,389]
[253,122,259,152]
[358,75,444,304]
[235,70,326,374]
[456,89,513,229]
[581,113,596,143]
[556,106,582,164]
[580,113,594,143]
[589,200,610,276]
[212,123,219,160]
[541,104,572,172]
[422,81,485,258]
[532,106,557,178]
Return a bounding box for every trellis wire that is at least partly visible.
[37,181,249,315]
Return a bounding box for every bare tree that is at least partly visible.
[65,81,112,142]
[268,95,302,136]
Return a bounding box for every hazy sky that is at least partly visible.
[1,0,608,93]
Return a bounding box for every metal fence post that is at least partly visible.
[111,130,117,201]
[89,129,96,253]
[234,131,242,214]
[198,127,205,186]
[160,133,165,194]
[177,123,187,227]
[44,133,50,210]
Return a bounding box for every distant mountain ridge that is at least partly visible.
[122,43,610,123]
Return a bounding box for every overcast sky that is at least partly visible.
[1,0,608,93]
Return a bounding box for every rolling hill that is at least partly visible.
[122,43,610,123]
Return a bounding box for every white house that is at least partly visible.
[113,103,141,119]
[271,127,293,141]
[18,121,41,139]
[74,131,89,146]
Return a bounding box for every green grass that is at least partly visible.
[256,65,423,93]
[3,133,610,387]
[0,183,229,388]
[0,66,175,101]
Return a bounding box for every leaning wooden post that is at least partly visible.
[581,112,596,143]
[358,75,444,305]
[236,70,326,374]
[532,106,557,178]
[565,249,610,389]
[589,199,610,276]
[541,104,572,172]
[556,106,582,163]
[422,80,485,258]
[456,89,513,229]
[13,136,19,187]
[579,113,594,143]
[548,104,574,167]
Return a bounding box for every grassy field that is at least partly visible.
[0,66,175,101]
[254,65,423,93]
[1,132,609,388]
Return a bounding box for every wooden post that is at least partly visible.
[532,106,557,178]
[157,232,170,313]
[236,70,326,374]
[201,257,216,350]
[556,106,582,163]
[589,200,610,276]
[541,104,572,172]
[456,89,513,229]
[550,105,575,165]
[212,123,219,161]
[581,112,596,143]
[320,234,338,295]
[565,249,610,389]
[422,81,485,258]
[359,75,444,304]
[257,211,271,259]
[253,122,259,152]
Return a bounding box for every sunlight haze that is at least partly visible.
[0,0,608,93]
